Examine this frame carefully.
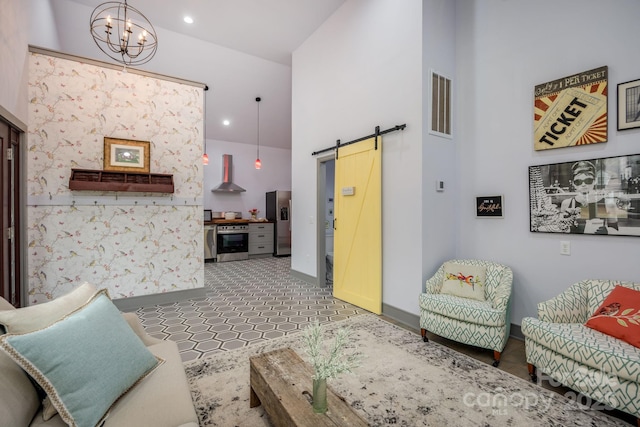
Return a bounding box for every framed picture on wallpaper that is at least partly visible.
[104,137,150,173]
[533,66,608,151]
[617,78,640,131]
[529,153,640,236]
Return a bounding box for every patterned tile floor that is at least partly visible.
[135,257,367,362]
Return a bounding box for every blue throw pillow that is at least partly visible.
[0,290,162,427]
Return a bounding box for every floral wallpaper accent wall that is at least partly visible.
[27,52,204,304]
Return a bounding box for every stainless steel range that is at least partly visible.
[216,224,249,262]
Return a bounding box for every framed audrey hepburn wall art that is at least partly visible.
[529,153,640,236]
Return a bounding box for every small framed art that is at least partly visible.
[104,137,150,173]
[617,78,640,131]
[476,195,503,218]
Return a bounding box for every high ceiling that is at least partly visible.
[70,0,345,66]
[63,0,346,150]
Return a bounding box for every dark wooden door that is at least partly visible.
[0,120,21,307]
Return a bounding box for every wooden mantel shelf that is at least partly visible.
[69,169,174,193]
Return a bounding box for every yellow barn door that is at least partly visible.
[333,137,382,314]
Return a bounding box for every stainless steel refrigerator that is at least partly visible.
[266,190,291,256]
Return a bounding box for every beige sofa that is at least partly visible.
[0,290,199,427]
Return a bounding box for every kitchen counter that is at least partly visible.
[211,219,250,225]
[205,219,273,226]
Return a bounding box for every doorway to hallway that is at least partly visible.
[316,155,335,288]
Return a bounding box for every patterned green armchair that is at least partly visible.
[419,259,513,367]
[522,279,640,421]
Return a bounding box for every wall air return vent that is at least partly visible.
[429,69,452,138]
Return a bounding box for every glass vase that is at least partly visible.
[312,378,328,413]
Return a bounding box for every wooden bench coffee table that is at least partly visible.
[249,347,368,426]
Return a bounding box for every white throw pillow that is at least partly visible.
[0,282,98,334]
[0,325,41,427]
[440,262,487,301]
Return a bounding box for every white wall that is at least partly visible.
[292,0,425,315]
[203,138,292,216]
[0,0,30,123]
[456,0,640,325]
[28,0,60,51]
[421,1,458,283]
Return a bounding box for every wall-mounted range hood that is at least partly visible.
[211,154,246,192]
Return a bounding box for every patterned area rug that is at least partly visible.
[184,314,628,426]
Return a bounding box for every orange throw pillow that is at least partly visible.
[585,285,640,348]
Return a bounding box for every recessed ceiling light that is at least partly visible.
[223,120,230,126]
[184,16,194,24]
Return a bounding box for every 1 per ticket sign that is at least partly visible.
[533,66,608,151]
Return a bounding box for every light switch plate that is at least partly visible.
[560,240,571,256]
[436,180,445,192]
[341,186,355,196]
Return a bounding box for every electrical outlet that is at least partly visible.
[560,240,571,256]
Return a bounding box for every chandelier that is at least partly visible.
[90,1,158,67]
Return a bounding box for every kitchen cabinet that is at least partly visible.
[249,223,274,256]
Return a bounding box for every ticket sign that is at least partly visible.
[534,66,608,151]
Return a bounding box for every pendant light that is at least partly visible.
[255,97,261,169]
[203,144,209,165]
[202,85,209,165]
